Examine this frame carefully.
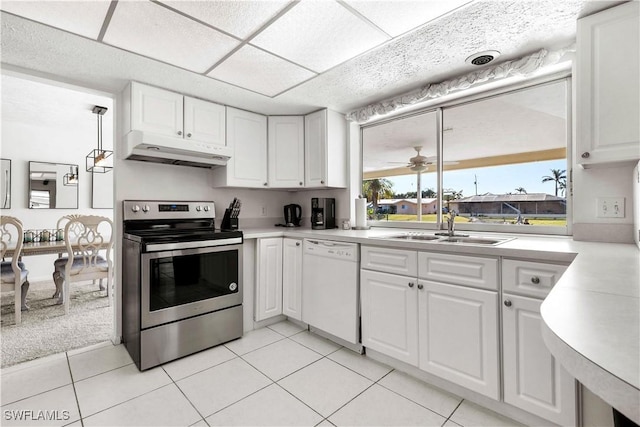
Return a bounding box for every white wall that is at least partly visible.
[572,162,636,243]
[0,74,114,281]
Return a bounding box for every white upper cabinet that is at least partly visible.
[268,116,305,188]
[211,107,268,188]
[184,97,226,147]
[576,1,640,166]
[130,82,184,138]
[128,82,226,146]
[304,109,347,188]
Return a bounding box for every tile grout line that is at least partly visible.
[319,365,398,422]
[74,382,176,423]
[163,365,211,426]
[443,399,465,426]
[65,352,84,426]
[374,371,463,421]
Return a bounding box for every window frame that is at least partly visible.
[361,73,572,236]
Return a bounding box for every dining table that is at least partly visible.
[5,237,112,304]
[5,239,80,258]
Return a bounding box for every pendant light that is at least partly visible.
[63,165,78,186]
[86,105,112,173]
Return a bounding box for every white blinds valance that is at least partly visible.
[345,45,574,124]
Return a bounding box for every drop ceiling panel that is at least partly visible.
[158,0,291,39]
[344,0,472,37]
[208,45,316,97]
[0,0,111,39]
[103,1,240,73]
[251,0,390,73]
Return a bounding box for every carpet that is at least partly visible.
[1,280,113,368]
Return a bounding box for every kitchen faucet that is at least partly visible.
[447,211,456,237]
[435,210,469,237]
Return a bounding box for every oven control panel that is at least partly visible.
[124,201,215,220]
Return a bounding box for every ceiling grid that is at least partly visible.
[0,0,621,111]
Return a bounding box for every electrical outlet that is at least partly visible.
[596,197,625,218]
[260,206,267,217]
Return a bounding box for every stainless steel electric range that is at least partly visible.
[122,200,243,370]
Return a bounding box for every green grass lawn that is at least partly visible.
[376,214,567,226]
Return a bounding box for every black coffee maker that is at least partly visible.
[284,204,302,227]
[311,198,336,229]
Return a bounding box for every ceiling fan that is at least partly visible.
[388,146,447,172]
[407,146,434,172]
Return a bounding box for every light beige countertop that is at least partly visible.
[242,226,640,422]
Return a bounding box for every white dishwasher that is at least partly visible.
[302,239,360,345]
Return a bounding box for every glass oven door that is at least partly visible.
[141,243,242,329]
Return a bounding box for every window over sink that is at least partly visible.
[362,77,570,235]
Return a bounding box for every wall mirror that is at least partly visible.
[29,161,79,209]
[1,158,11,209]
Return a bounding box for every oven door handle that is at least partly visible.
[145,237,243,252]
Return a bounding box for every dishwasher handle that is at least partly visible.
[303,239,358,261]
[305,239,356,248]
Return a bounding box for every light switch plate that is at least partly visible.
[596,197,625,218]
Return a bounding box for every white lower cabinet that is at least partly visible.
[361,247,499,400]
[360,269,419,365]
[418,280,500,400]
[282,238,302,321]
[255,238,283,321]
[502,294,576,426]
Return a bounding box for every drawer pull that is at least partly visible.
[408,282,414,288]
[504,300,512,307]
[531,276,541,284]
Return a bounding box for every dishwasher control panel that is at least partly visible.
[303,239,358,261]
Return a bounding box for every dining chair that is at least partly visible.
[1,216,30,324]
[52,214,99,300]
[52,215,113,314]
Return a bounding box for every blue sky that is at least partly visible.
[383,159,567,197]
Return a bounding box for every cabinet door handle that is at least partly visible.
[187,133,192,138]
[296,242,300,246]
[417,283,424,290]
[408,282,414,288]
[299,182,303,186]
[177,130,183,136]
[504,300,512,307]
[531,276,540,284]
[321,180,325,184]
[264,182,268,186]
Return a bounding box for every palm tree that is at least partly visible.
[558,179,567,197]
[542,169,567,196]
[362,179,394,213]
[515,187,527,194]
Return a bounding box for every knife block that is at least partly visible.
[221,208,239,231]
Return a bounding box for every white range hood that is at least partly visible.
[124,130,232,168]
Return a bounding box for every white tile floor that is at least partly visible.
[0,321,525,427]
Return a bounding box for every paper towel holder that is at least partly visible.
[353,195,370,230]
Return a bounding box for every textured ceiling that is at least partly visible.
[0,0,622,116]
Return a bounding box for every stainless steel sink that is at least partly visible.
[380,233,513,246]
[383,234,441,241]
[438,236,504,245]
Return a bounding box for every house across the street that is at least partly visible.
[377,198,438,215]
[449,193,566,216]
